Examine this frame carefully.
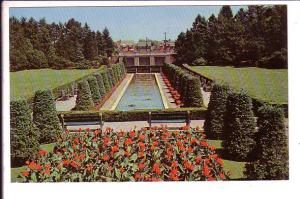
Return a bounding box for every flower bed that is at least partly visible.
[20,127,229,182]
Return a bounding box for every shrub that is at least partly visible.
[107,67,116,86]
[245,105,288,180]
[258,48,287,69]
[87,76,101,104]
[75,80,94,111]
[204,84,230,139]
[94,73,107,98]
[186,75,204,107]
[100,69,111,92]
[20,127,229,182]
[33,90,62,144]
[192,57,207,66]
[10,100,39,167]
[222,91,256,161]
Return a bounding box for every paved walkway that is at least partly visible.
[55,95,77,111]
[100,74,134,110]
[201,88,211,107]
[156,73,179,108]
[66,119,205,132]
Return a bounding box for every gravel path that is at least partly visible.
[55,95,77,111]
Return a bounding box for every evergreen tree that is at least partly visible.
[87,76,101,104]
[75,80,94,110]
[102,27,114,57]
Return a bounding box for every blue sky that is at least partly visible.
[10,6,245,41]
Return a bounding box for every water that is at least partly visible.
[116,74,164,111]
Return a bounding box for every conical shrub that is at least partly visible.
[11,100,39,167]
[245,105,288,180]
[87,76,101,104]
[94,73,106,98]
[33,90,62,144]
[75,80,94,111]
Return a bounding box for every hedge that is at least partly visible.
[94,73,106,98]
[33,90,62,144]
[186,75,203,107]
[75,80,94,111]
[107,67,116,87]
[58,107,207,122]
[222,91,256,161]
[100,69,111,92]
[87,76,101,104]
[10,100,39,167]
[204,84,230,139]
[245,105,288,180]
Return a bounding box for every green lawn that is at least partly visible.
[188,66,288,104]
[10,68,102,100]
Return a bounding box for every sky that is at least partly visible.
[10,6,245,41]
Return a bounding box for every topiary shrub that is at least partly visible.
[222,91,256,161]
[204,84,230,139]
[94,73,107,98]
[107,67,116,87]
[33,90,62,144]
[87,76,101,104]
[185,75,204,107]
[11,100,39,167]
[100,70,111,93]
[75,80,94,111]
[245,105,288,180]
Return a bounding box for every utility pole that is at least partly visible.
[163,32,167,51]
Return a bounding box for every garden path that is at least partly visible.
[55,95,77,111]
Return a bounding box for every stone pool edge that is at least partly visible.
[109,74,134,110]
[154,73,169,109]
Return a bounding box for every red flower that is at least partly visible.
[138,163,145,170]
[195,156,202,164]
[28,161,37,170]
[120,167,124,174]
[191,138,198,145]
[93,129,100,136]
[176,141,183,147]
[36,164,43,171]
[138,142,145,150]
[124,150,130,157]
[103,155,110,161]
[39,149,47,156]
[210,146,216,151]
[171,161,178,168]
[200,141,209,147]
[216,158,224,166]
[138,151,145,158]
[153,141,159,147]
[86,163,94,173]
[70,161,78,168]
[139,134,146,141]
[129,130,136,138]
[183,160,194,171]
[22,171,29,177]
[63,159,70,166]
[25,160,30,165]
[208,176,215,181]
[111,146,119,153]
[134,172,141,180]
[202,164,210,177]
[103,137,110,146]
[44,168,51,176]
[169,169,179,181]
[219,172,226,180]
[152,163,161,175]
[187,147,193,153]
[125,138,133,146]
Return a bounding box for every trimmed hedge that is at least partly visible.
[87,76,101,104]
[100,69,111,92]
[204,84,230,139]
[75,80,94,111]
[94,73,106,98]
[58,107,207,122]
[11,100,39,167]
[107,67,116,87]
[222,91,256,161]
[245,105,288,180]
[33,90,62,144]
[186,75,203,107]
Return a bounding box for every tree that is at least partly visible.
[75,80,94,110]
[10,100,39,167]
[204,84,230,139]
[245,105,288,180]
[102,27,114,57]
[33,90,62,144]
[94,73,107,98]
[222,91,256,161]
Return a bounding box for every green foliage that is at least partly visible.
[100,69,111,92]
[222,91,256,161]
[245,105,288,180]
[93,73,106,97]
[75,80,94,111]
[10,100,39,167]
[33,90,62,144]
[204,84,230,139]
[174,5,287,68]
[9,17,115,71]
[107,68,116,87]
[186,76,204,107]
[87,76,101,104]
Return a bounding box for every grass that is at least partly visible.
[206,139,246,179]
[188,66,288,104]
[10,68,102,100]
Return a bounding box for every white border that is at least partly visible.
[2,1,300,199]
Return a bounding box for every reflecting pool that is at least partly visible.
[116,74,164,111]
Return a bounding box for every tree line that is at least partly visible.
[10,17,115,71]
[175,5,287,69]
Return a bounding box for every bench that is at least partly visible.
[148,111,190,128]
[58,113,104,131]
